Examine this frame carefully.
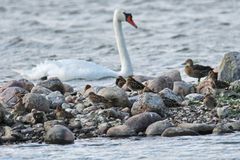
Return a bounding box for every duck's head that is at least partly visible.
[182,59,193,66]
[114,9,137,28]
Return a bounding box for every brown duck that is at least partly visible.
[207,70,230,89]
[182,59,213,82]
[115,76,126,88]
[126,76,145,91]
[87,92,112,108]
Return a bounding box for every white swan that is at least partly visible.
[16,9,137,81]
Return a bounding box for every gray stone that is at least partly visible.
[98,86,130,108]
[178,123,215,135]
[146,76,173,92]
[173,81,195,97]
[68,119,82,130]
[0,87,28,107]
[160,70,182,82]
[44,120,66,132]
[37,77,65,94]
[225,121,240,131]
[212,123,234,135]
[159,88,183,104]
[22,93,50,112]
[131,93,167,116]
[161,127,199,137]
[46,91,65,109]
[145,120,173,136]
[63,83,74,93]
[1,126,16,142]
[218,52,240,82]
[45,125,74,144]
[185,93,205,101]
[125,112,162,133]
[107,125,136,137]
[31,86,52,95]
[0,79,34,92]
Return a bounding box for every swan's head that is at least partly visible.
[114,9,137,28]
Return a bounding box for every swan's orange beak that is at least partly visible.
[127,16,137,28]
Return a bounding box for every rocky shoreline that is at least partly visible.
[1,52,240,145]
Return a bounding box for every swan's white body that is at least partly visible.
[17,9,134,81]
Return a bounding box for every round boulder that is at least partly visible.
[98,86,130,108]
[0,79,34,92]
[125,112,162,133]
[178,123,215,135]
[37,77,65,94]
[173,81,195,97]
[145,120,173,136]
[22,93,50,112]
[46,91,65,109]
[31,86,52,95]
[45,125,74,144]
[218,52,240,82]
[146,76,173,92]
[107,125,136,137]
[160,70,182,82]
[161,127,199,137]
[131,93,167,116]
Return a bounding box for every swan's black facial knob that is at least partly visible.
[123,12,137,28]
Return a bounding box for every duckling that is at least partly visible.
[126,76,145,92]
[87,92,112,108]
[207,70,230,89]
[182,59,213,82]
[115,76,126,88]
[203,94,217,110]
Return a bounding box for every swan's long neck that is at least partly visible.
[113,14,133,77]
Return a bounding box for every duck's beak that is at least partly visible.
[182,62,186,65]
[127,16,138,28]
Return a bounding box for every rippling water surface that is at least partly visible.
[1,0,240,159]
[1,133,240,160]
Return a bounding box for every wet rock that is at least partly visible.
[185,93,205,101]
[173,81,195,97]
[98,86,130,108]
[146,76,173,92]
[145,120,173,136]
[22,93,50,112]
[37,77,65,94]
[225,121,240,131]
[45,125,74,144]
[63,83,74,93]
[131,93,167,116]
[160,70,182,82]
[0,87,28,107]
[44,120,66,132]
[1,126,16,142]
[218,52,240,82]
[125,112,162,133]
[107,125,136,137]
[46,91,65,109]
[161,127,199,137]
[178,123,215,135]
[229,80,240,93]
[0,79,34,92]
[31,86,52,95]
[212,123,234,135]
[159,88,183,104]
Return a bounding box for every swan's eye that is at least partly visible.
[123,12,132,21]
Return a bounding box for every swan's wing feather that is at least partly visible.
[15,59,118,81]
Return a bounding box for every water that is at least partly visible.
[1,133,240,160]
[1,0,240,159]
